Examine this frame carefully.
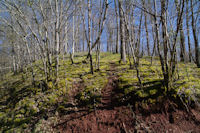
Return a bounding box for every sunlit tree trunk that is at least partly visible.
[142,0,150,56]
[55,0,60,82]
[190,0,200,67]
[118,0,126,63]
[175,0,186,62]
[88,0,94,74]
[186,0,192,62]
[114,0,119,54]
[72,4,75,63]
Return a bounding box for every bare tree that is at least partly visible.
[175,0,186,62]
[186,0,192,62]
[142,0,150,56]
[118,0,126,63]
[81,0,108,73]
[190,0,200,67]
[114,0,119,54]
[87,0,94,74]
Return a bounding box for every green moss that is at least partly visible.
[149,89,157,95]
[148,99,156,104]
[124,86,135,94]
[85,74,93,79]
[15,114,24,118]
[58,105,66,111]
[47,94,58,104]
[14,118,21,124]
[99,65,108,70]
[185,89,192,95]
[19,109,25,114]
[1,52,200,132]
[143,77,160,83]
[58,79,66,89]
[119,76,138,85]
[136,90,148,98]
[66,77,73,82]
[0,112,5,119]
[75,85,101,106]
[100,72,107,76]
[48,81,54,89]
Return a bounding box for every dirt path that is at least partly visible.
[57,62,135,133]
[56,62,200,133]
[100,62,117,109]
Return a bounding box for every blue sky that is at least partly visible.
[0,0,199,53]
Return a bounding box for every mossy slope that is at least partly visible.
[0,53,200,132]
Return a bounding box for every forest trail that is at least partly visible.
[57,62,135,133]
[56,62,200,133]
[100,62,117,109]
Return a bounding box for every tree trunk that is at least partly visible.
[72,4,75,63]
[55,0,60,82]
[191,0,200,67]
[142,0,150,56]
[161,1,169,91]
[144,13,150,56]
[118,0,126,63]
[88,0,94,74]
[64,21,68,56]
[122,11,142,88]
[136,12,143,65]
[82,24,85,52]
[175,0,186,62]
[179,22,186,62]
[114,0,119,53]
[186,0,191,62]
[154,0,167,92]
[96,41,100,70]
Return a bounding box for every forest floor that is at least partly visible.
[55,61,200,133]
[0,53,200,132]
[56,62,136,132]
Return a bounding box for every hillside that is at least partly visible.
[0,53,200,132]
